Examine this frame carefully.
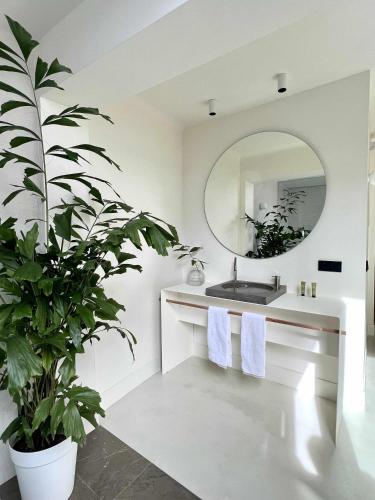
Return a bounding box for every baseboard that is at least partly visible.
[100,358,160,411]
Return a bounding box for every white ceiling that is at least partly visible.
[140,0,375,126]
[44,0,342,110]
[0,0,84,39]
[1,0,375,130]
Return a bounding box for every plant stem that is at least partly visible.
[24,61,49,247]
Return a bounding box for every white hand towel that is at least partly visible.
[241,312,266,378]
[207,306,232,368]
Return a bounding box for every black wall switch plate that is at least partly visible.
[318,260,342,272]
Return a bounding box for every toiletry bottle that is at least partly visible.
[300,281,306,296]
[311,282,317,298]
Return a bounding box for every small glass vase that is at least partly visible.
[187,268,205,286]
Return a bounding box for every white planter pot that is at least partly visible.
[9,438,77,500]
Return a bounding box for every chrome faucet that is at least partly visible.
[233,257,237,282]
[273,275,281,290]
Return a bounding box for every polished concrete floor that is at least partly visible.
[104,342,375,500]
[0,427,198,499]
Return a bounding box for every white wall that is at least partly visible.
[183,73,370,411]
[83,97,183,408]
[184,73,369,297]
[367,149,375,332]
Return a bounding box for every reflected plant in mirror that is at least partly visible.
[174,244,207,286]
[244,188,310,258]
[205,132,326,259]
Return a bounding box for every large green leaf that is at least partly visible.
[66,386,104,415]
[79,407,99,428]
[38,277,53,296]
[0,121,40,139]
[34,57,48,87]
[0,48,25,71]
[46,145,89,165]
[6,335,42,390]
[45,58,72,77]
[0,82,33,104]
[6,16,39,61]
[59,356,75,385]
[34,297,47,332]
[12,303,32,321]
[0,100,34,116]
[0,40,21,59]
[23,176,45,199]
[0,304,14,328]
[0,417,22,443]
[32,397,53,431]
[21,417,33,449]
[53,208,73,240]
[0,277,21,297]
[0,64,26,75]
[76,305,95,330]
[36,79,63,91]
[38,336,67,353]
[18,223,39,259]
[0,151,41,170]
[3,189,24,206]
[0,222,16,241]
[10,136,38,148]
[95,298,124,321]
[43,104,112,126]
[63,105,112,123]
[72,144,120,170]
[67,317,81,348]
[13,261,43,282]
[43,115,80,127]
[62,401,85,444]
[0,245,18,266]
[50,398,65,435]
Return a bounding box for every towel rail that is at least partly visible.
[165,298,344,335]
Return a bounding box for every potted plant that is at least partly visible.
[244,189,309,258]
[174,244,206,285]
[0,16,179,500]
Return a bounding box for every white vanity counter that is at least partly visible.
[163,283,346,326]
[161,283,347,442]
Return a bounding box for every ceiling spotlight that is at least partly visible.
[276,73,287,94]
[208,99,216,116]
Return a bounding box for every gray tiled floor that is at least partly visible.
[0,427,199,499]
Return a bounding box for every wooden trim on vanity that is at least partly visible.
[165,298,345,335]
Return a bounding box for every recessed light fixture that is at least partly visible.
[276,73,287,94]
[208,99,216,116]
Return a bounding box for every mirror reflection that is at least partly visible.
[205,132,326,258]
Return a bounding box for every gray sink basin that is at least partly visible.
[205,280,286,305]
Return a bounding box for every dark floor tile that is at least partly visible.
[78,426,127,462]
[0,474,97,500]
[115,463,200,500]
[0,428,198,500]
[76,445,149,500]
[69,476,98,499]
[0,476,21,500]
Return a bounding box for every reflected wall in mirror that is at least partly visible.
[205,132,326,258]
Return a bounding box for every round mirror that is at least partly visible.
[205,132,326,258]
